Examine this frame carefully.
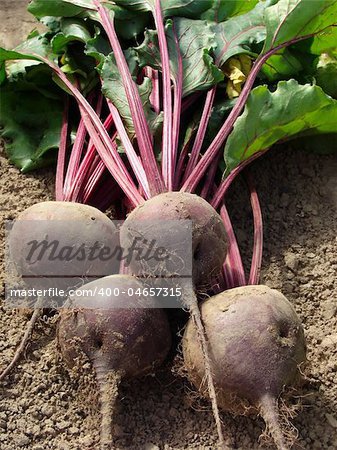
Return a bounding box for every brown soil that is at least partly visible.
[0,0,46,49]
[0,2,336,449]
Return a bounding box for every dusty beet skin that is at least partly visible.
[183,285,306,413]
[57,274,172,378]
[183,285,307,449]
[8,201,118,290]
[120,191,228,288]
[57,274,172,449]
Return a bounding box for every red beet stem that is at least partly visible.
[220,204,246,287]
[182,87,216,183]
[246,172,263,285]
[154,0,174,190]
[55,97,69,201]
[94,0,165,196]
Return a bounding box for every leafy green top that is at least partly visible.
[0,0,337,174]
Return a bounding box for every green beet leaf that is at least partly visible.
[85,26,111,67]
[314,54,337,99]
[112,6,151,40]
[201,0,259,22]
[260,48,303,81]
[51,18,92,54]
[0,35,54,82]
[0,81,63,172]
[205,98,237,145]
[28,0,95,18]
[263,0,337,52]
[225,79,337,171]
[113,0,212,18]
[135,17,223,97]
[297,26,337,56]
[211,1,268,66]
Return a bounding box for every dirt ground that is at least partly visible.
[0,2,337,450]
[0,0,45,49]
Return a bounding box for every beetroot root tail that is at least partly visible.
[259,394,289,450]
[0,307,42,382]
[95,368,121,450]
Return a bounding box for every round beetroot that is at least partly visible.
[8,201,118,297]
[183,285,306,449]
[58,274,171,449]
[120,192,227,288]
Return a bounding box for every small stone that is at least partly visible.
[113,424,123,437]
[284,253,299,272]
[41,405,55,418]
[283,282,294,293]
[8,388,19,397]
[58,443,70,450]
[31,410,42,419]
[15,434,30,447]
[303,203,312,213]
[69,426,80,435]
[299,276,309,284]
[144,444,160,450]
[16,418,30,433]
[311,217,321,227]
[306,252,316,259]
[302,167,314,177]
[326,413,337,428]
[18,398,29,409]
[44,419,54,428]
[169,407,177,417]
[32,424,41,437]
[32,383,46,394]
[7,421,16,431]
[79,435,94,446]
[321,334,337,348]
[322,301,337,320]
[44,426,57,437]
[56,420,70,432]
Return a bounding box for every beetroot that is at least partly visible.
[8,201,118,293]
[57,274,171,449]
[183,285,306,449]
[120,191,227,288]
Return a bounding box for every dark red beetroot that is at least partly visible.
[120,191,227,288]
[183,285,306,450]
[57,274,171,450]
[8,201,118,292]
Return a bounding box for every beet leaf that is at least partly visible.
[225,80,337,171]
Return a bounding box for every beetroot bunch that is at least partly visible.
[3,0,337,448]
